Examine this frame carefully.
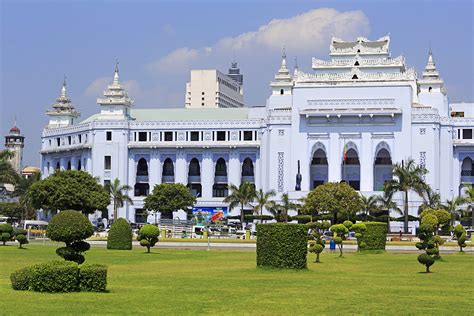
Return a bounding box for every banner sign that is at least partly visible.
[192,207,228,226]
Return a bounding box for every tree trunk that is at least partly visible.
[113,202,117,223]
[147,245,150,253]
[316,252,320,263]
[460,246,463,252]
[338,244,343,257]
[404,190,409,234]
[240,203,245,227]
[426,265,430,273]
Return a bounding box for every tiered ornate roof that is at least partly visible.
[97,62,133,107]
[46,78,80,118]
[330,35,390,56]
[270,49,293,88]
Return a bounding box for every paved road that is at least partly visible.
[85,241,473,253]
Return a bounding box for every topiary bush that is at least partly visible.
[330,221,352,257]
[360,222,387,250]
[351,223,367,252]
[137,224,160,253]
[29,260,80,292]
[47,210,94,264]
[107,218,132,250]
[14,229,29,249]
[256,223,307,269]
[452,224,467,252]
[306,221,330,263]
[416,214,439,273]
[79,264,108,292]
[10,266,32,290]
[0,223,14,245]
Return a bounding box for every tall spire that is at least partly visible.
[61,75,67,98]
[113,60,120,85]
[293,56,299,77]
[422,49,439,79]
[281,46,287,69]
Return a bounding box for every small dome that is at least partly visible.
[9,126,20,134]
[22,166,40,174]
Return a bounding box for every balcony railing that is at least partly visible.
[214,176,228,183]
[188,175,201,183]
[136,175,149,183]
[242,176,255,183]
[162,175,175,183]
[461,170,474,176]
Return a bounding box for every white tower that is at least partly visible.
[97,62,133,120]
[46,77,80,128]
[417,49,448,115]
[4,120,24,174]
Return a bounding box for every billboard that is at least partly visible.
[192,207,228,226]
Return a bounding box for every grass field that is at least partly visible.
[1,245,473,315]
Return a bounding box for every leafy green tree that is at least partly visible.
[452,224,467,252]
[330,220,353,257]
[14,229,28,249]
[0,150,19,185]
[384,159,427,234]
[441,197,465,226]
[28,170,109,214]
[420,208,450,235]
[137,224,160,253]
[105,178,133,222]
[303,182,362,224]
[47,210,94,264]
[253,189,276,223]
[223,182,256,225]
[144,183,196,219]
[13,172,41,220]
[418,186,442,214]
[351,223,367,252]
[416,214,439,273]
[0,203,24,221]
[306,221,330,262]
[0,223,14,245]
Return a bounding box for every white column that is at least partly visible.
[201,151,213,198]
[360,132,373,192]
[70,156,77,170]
[175,150,187,185]
[255,151,261,190]
[149,150,159,189]
[60,157,66,171]
[328,133,340,182]
[228,150,241,187]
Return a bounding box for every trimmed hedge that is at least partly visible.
[11,261,108,292]
[10,266,32,290]
[79,264,107,292]
[107,218,132,250]
[360,222,387,250]
[30,261,80,293]
[256,223,307,269]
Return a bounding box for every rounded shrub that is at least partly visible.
[10,266,32,290]
[0,223,14,245]
[417,253,435,273]
[29,260,80,292]
[107,218,132,250]
[137,224,160,253]
[453,224,467,252]
[47,210,94,263]
[256,223,307,269]
[79,264,108,292]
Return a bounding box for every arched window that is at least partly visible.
[77,159,82,171]
[374,148,393,191]
[280,89,284,95]
[188,158,201,177]
[344,148,360,165]
[374,149,392,165]
[461,157,473,176]
[342,148,360,190]
[56,162,60,170]
[352,74,358,80]
[136,158,148,176]
[163,158,174,176]
[428,87,432,92]
[310,149,328,189]
[242,158,254,177]
[215,158,227,176]
[67,161,71,170]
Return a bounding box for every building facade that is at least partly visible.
[41,36,473,232]
[185,67,244,108]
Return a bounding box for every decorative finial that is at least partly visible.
[282,46,286,59]
[61,75,67,98]
[294,56,298,68]
[233,48,236,63]
[113,60,120,84]
[14,114,17,127]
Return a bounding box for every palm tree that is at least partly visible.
[253,189,276,223]
[0,150,19,185]
[375,194,401,232]
[14,172,41,220]
[462,184,474,228]
[384,159,427,234]
[267,193,298,223]
[223,182,256,226]
[441,196,465,226]
[360,195,378,221]
[105,178,133,222]
[418,185,441,214]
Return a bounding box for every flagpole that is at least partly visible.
[343,139,346,183]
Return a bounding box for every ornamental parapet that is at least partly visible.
[128,140,260,149]
[312,56,404,68]
[295,67,416,83]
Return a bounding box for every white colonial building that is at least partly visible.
[41,35,473,232]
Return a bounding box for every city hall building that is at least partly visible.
[40,35,473,232]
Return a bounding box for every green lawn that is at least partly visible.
[0,245,473,315]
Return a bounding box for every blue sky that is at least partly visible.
[1,0,473,166]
